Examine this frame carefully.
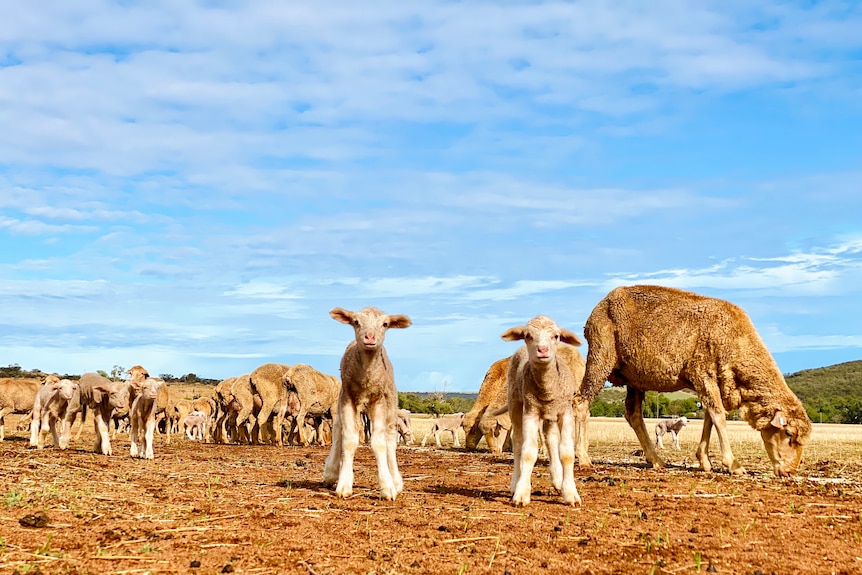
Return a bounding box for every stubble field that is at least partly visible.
[2,403,862,575]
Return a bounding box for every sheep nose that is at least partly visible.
[536,346,549,357]
[363,334,376,344]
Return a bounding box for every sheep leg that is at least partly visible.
[29,413,41,448]
[697,412,714,472]
[672,430,681,450]
[144,416,156,459]
[49,417,61,448]
[96,410,113,455]
[543,418,563,491]
[572,398,593,468]
[322,413,343,485]
[509,403,524,495]
[368,402,398,500]
[656,429,665,449]
[704,407,745,475]
[385,414,403,497]
[557,411,580,506]
[624,387,665,468]
[512,409,540,507]
[452,428,460,448]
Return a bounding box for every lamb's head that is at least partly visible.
[57,379,79,401]
[107,382,131,411]
[126,365,150,384]
[42,374,62,387]
[139,378,164,401]
[501,315,582,367]
[330,306,412,351]
[759,410,809,477]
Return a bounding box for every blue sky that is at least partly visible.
[1,1,861,392]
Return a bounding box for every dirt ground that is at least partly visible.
[2,417,861,575]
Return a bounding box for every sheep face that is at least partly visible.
[57,379,79,401]
[501,315,582,366]
[760,411,804,477]
[126,365,150,383]
[330,306,412,351]
[140,378,163,401]
[42,374,61,386]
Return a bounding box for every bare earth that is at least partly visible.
[2,417,861,575]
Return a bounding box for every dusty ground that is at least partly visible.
[2,417,861,575]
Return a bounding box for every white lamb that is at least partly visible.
[500,315,583,507]
[129,378,164,459]
[421,412,466,448]
[183,410,209,441]
[323,306,412,500]
[655,416,689,450]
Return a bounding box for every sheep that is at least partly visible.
[126,365,172,444]
[421,412,466,448]
[169,398,194,435]
[61,372,131,455]
[192,395,218,442]
[0,376,56,441]
[323,306,412,500]
[500,315,584,507]
[462,357,510,451]
[129,377,165,459]
[30,378,79,449]
[249,363,292,445]
[182,410,209,441]
[395,409,413,445]
[284,363,341,446]
[655,416,689,450]
[576,285,813,477]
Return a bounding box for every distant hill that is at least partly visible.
[785,360,862,424]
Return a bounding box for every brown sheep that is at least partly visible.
[462,357,510,451]
[30,378,79,449]
[500,315,583,507]
[249,363,292,445]
[576,285,813,477]
[0,376,56,441]
[284,363,340,446]
[323,306,412,500]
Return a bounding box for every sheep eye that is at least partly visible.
[554,334,560,340]
[382,321,389,328]
[353,320,360,327]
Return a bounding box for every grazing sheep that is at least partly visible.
[129,378,164,459]
[30,378,79,449]
[182,410,209,441]
[396,409,413,445]
[0,376,55,441]
[577,285,812,477]
[323,306,412,500]
[500,315,583,507]
[285,363,341,446]
[169,398,194,435]
[249,363,292,445]
[462,358,510,451]
[655,416,689,450]
[421,412,466,448]
[61,372,130,455]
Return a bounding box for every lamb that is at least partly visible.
[0,376,55,441]
[284,363,341,446]
[126,365,172,444]
[30,378,79,449]
[500,315,583,507]
[323,306,412,500]
[182,410,209,441]
[191,395,218,442]
[421,412,466,448]
[129,377,165,459]
[655,416,689,450]
[61,372,130,455]
[462,357,510,451]
[249,363,292,445]
[576,285,813,477]
[395,409,413,445]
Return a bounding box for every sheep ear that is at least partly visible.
[560,328,582,346]
[330,308,355,324]
[770,410,787,429]
[387,314,412,329]
[501,326,527,341]
[92,384,111,403]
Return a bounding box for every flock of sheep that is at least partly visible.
[0,285,813,508]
